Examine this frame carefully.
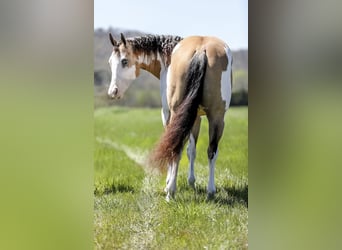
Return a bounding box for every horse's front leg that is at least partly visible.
[160,67,170,127]
[161,107,170,127]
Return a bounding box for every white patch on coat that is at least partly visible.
[138,51,162,65]
[137,53,151,65]
[220,46,233,110]
[172,43,181,55]
[160,66,170,126]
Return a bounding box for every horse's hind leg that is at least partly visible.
[187,116,201,188]
[207,115,225,199]
[165,156,181,201]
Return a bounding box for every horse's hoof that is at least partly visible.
[187,178,196,189]
[166,193,173,202]
[165,191,175,202]
[207,192,215,201]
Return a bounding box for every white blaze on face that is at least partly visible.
[108,51,137,99]
[220,46,233,110]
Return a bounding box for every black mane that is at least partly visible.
[124,35,183,63]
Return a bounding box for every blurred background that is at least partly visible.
[94,28,248,108]
[94,0,248,108]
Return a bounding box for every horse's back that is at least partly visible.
[172,36,228,67]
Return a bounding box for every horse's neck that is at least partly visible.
[137,52,166,79]
[136,51,168,115]
[130,35,182,78]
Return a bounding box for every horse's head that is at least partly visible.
[107,33,138,99]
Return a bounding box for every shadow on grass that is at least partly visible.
[110,107,130,115]
[165,182,248,207]
[94,183,136,196]
[216,185,248,207]
[193,185,248,206]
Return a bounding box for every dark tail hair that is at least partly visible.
[150,50,207,168]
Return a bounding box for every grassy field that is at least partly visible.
[94,106,248,249]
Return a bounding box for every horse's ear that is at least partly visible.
[120,33,127,47]
[109,33,117,46]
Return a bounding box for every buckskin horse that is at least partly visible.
[107,33,233,201]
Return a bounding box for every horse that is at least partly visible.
[107,33,233,201]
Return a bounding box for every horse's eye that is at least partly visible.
[121,58,128,67]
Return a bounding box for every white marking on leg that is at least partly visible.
[161,108,169,127]
[164,164,172,192]
[165,160,179,201]
[187,134,196,187]
[221,46,233,110]
[208,150,219,195]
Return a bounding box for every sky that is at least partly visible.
[94,0,248,50]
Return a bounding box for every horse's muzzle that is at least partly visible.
[108,87,119,99]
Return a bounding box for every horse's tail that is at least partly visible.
[150,50,208,168]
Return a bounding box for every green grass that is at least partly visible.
[94,106,248,249]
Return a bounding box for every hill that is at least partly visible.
[94,28,248,107]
